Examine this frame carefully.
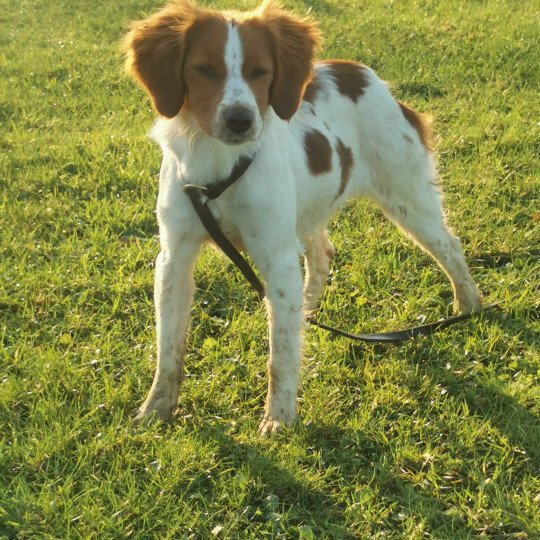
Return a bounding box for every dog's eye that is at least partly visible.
[250,66,269,79]
[195,64,216,78]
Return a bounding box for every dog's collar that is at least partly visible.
[184,155,254,200]
[182,154,263,299]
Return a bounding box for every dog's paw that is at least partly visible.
[258,410,297,437]
[135,398,176,425]
[135,375,181,425]
[454,290,483,314]
[259,389,297,436]
[258,417,287,436]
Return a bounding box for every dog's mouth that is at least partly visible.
[220,133,256,145]
[214,127,261,146]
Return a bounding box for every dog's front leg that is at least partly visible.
[256,251,304,436]
[137,241,201,423]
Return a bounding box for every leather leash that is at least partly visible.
[183,156,496,344]
[183,157,265,301]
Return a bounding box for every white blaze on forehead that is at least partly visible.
[222,22,257,107]
[213,21,264,141]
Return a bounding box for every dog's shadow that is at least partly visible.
[187,421,477,537]
[149,304,537,536]
[174,254,537,535]
[346,308,539,457]
[164,420,354,536]
[188,387,535,537]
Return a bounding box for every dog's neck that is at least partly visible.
[151,108,274,186]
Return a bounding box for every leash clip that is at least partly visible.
[183,183,208,198]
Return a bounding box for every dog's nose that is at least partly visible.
[224,107,253,134]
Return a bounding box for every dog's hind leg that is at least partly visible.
[369,170,482,314]
[303,229,335,315]
[137,240,201,423]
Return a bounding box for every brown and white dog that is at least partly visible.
[123,0,482,434]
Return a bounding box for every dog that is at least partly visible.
[123,0,482,434]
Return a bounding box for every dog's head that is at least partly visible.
[123,0,320,145]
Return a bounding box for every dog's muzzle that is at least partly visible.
[218,105,259,144]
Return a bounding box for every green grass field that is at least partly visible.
[1,0,539,537]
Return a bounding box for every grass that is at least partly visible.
[1,0,539,537]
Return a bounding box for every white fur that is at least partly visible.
[138,58,481,433]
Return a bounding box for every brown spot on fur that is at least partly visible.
[182,18,229,133]
[326,60,369,102]
[335,138,353,198]
[398,101,434,151]
[303,76,321,104]
[303,130,332,175]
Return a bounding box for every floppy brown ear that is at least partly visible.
[123,1,197,118]
[261,1,321,120]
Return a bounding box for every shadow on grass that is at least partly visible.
[184,422,353,537]
[299,423,478,539]
[328,307,539,536]
[411,308,539,459]
[347,308,539,459]
[396,82,446,99]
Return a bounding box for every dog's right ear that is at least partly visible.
[123,1,197,118]
[258,1,321,121]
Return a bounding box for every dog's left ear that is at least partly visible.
[260,1,321,120]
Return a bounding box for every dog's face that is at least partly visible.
[182,17,275,144]
[124,0,320,145]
